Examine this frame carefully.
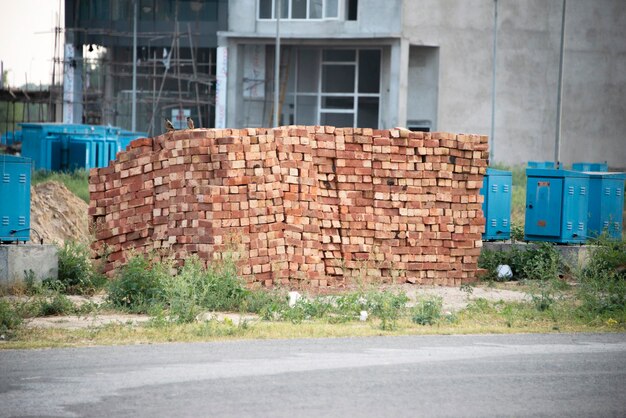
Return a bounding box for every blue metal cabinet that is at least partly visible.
[480,168,512,240]
[0,155,31,242]
[524,168,590,243]
[528,161,556,169]
[18,123,146,170]
[586,172,625,239]
[572,162,608,172]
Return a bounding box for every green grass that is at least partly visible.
[2,295,623,350]
[31,169,90,203]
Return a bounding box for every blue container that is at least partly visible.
[1,130,22,145]
[118,130,148,150]
[585,172,625,240]
[528,161,556,169]
[0,155,31,242]
[572,162,608,172]
[524,168,590,243]
[18,123,143,171]
[480,168,512,240]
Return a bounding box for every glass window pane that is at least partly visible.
[321,96,354,110]
[321,112,354,127]
[279,0,288,18]
[259,0,272,18]
[322,65,355,93]
[310,0,322,18]
[323,49,356,62]
[357,97,379,128]
[292,0,307,18]
[296,95,318,125]
[297,49,319,93]
[325,0,338,18]
[358,50,381,93]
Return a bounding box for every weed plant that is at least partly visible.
[107,253,170,313]
[478,242,563,282]
[576,236,626,320]
[411,297,443,325]
[0,300,23,337]
[36,294,76,316]
[50,240,106,295]
[163,255,248,323]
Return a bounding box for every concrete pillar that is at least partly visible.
[103,50,115,125]
[397,38,410,128]
[62,39,84,124]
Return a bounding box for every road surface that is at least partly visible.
[1,333,625,417]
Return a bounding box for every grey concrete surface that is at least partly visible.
[1,333,625,417]
[0,244,58,287]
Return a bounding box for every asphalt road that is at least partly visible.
[1,333,625,417]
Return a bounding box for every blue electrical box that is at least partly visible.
[17,123,146,171]
[528,161,556,169]
[0,155,31,243]
[524,168,590,244]
[480,168,512,240]
[585,172,625,240]
[572,162,608,172]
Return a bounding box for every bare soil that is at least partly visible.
[30,181,90,245]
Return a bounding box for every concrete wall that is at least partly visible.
[0,245,58,287]
[228,0,402,37]
[559,0,626,169]
[402,0,626,168]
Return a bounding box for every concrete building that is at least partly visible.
[64,0,228,135]
[219,0,626,167]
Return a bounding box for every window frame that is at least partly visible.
[257,0,341,21]
[289,47,381,128]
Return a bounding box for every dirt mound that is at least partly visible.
[30,181,90,245]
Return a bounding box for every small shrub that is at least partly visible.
[164,255,249,323]
[366,290,409,330]
[196,254,248,312]
[510,223,525,242]
[526,281,557,312]
[479,243,564,282]
[576,237,626,318]
[411,297,443,325]
[243,289,288,317]
[53,240,106,295]
[38,293,76,316]
[478,249,512,282]
[108,254,170,313]
[516,242,561,282]
[0,300,22,335]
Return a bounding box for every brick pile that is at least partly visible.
[89,126,488,287]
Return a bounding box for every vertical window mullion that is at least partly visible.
[317,49,322,125]
[294,49,299,123]
[354,49,359,126]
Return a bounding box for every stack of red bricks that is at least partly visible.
[89,126,488,287]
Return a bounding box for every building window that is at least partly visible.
[258,0,340,20]
[241,46,380,128]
